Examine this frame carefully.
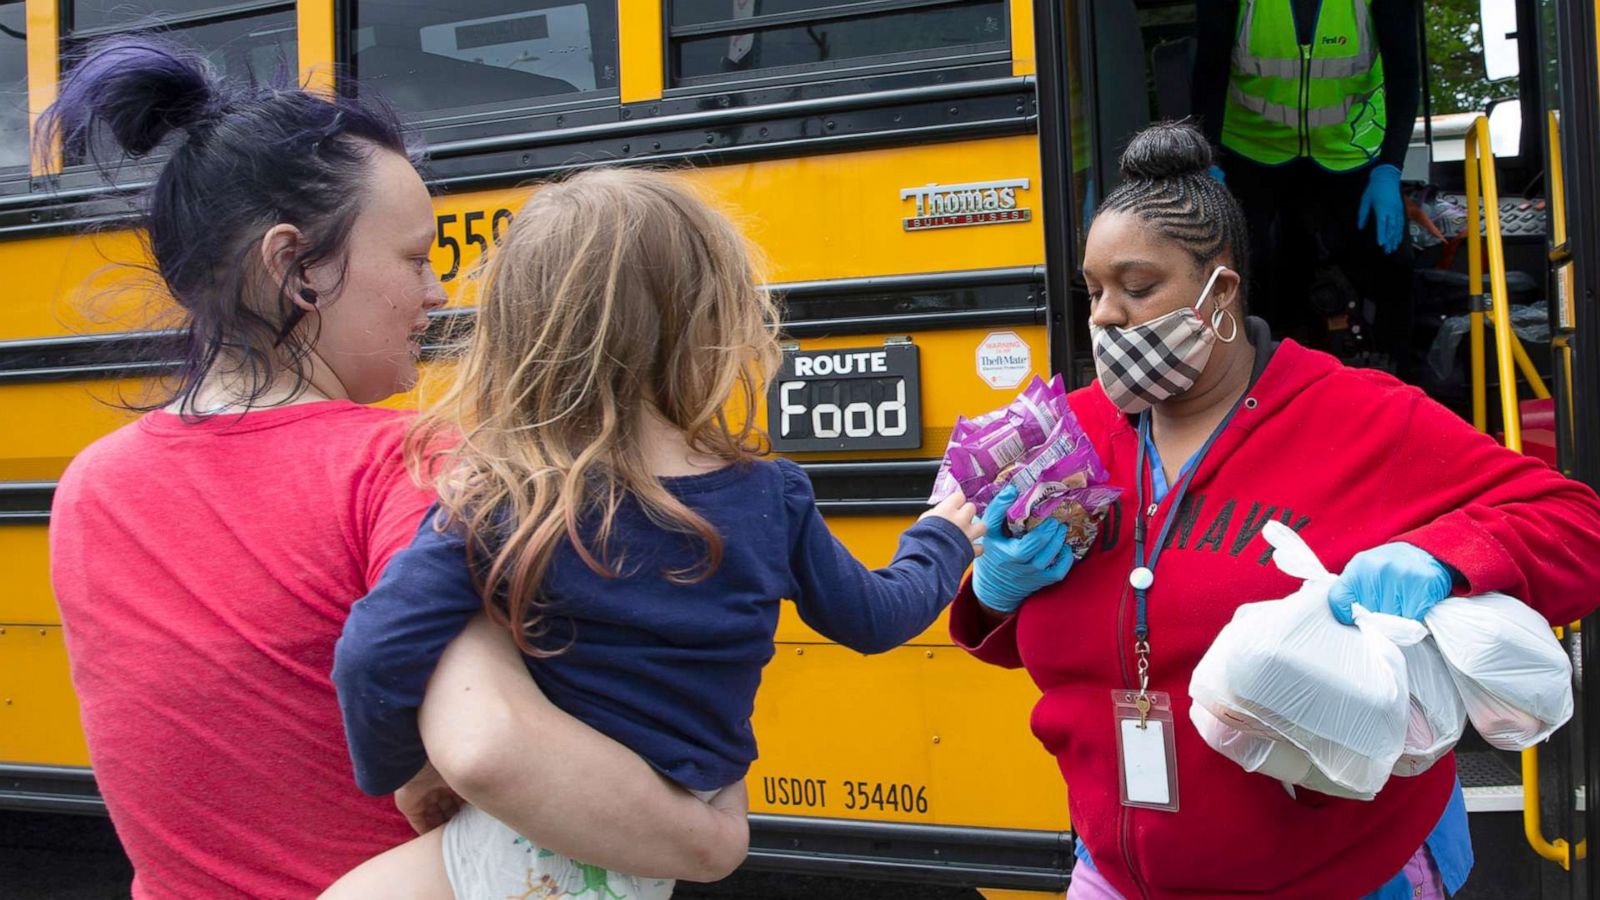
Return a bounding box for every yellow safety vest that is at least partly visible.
[1222,0,1386,172]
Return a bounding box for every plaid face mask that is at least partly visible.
[1092,266,1233,414]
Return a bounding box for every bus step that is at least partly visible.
[1458,748,1523,814]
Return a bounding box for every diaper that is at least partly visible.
[441,793,719,899]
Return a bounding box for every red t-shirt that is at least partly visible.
[49,401,433,899]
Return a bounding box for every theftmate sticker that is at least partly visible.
[976,331,1031,389]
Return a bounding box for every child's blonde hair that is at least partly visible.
[410,168,782,654]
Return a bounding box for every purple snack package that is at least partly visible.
[993,412,1099,501]
[928,373,1120,559]
[1000,417,1120,556]
[1010,374,1066,449]
[928,375,1072,509]
[930,415,979,500]
[1008,482,1124,558]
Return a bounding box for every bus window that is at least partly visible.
[667,0,1008,88]
[58,3,296,167]
[53,3,294,169]
[0,2,25,172]
[63,3,295,82]
[349,0,619,123]
[70,0,238,33]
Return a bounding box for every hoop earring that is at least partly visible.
[1212,305,1240,344]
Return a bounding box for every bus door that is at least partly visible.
[1538,0,1600,897]
[1063,0,1600,895]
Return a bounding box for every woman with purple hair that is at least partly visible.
[43,37,748,899]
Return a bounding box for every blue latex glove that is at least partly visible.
[1327,542,1455,625]
[971,485,1075,614]
[1207,165,1226,184]
[1357,163,1405,254]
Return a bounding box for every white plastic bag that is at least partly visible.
[1393,636,1467,776]
[1189,521,1427,799]
[1188,700,1392,800]
[1425,593,1573,750]
[1189,703,1312,783]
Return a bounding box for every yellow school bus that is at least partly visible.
[3,0,1600,895]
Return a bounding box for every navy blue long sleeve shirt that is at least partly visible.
[333,458,974,796]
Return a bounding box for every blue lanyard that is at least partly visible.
[1130,393,1249,644]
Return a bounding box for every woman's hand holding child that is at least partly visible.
[393,762,463,835]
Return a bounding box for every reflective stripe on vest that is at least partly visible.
[1228,82,1358,127]
[1222,0,1386,171]
[1231,0,1374,79]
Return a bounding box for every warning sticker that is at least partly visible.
[975,331,1032,389]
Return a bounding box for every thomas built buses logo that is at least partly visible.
[899,178,1032,231]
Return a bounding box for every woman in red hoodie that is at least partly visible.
[951,121,1600,900]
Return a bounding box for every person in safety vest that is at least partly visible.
[1192,0,1419,374]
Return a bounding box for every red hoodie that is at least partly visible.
[951,337,1600,899]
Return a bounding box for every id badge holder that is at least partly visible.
[1112,689,1179,812]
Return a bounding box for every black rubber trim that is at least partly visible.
[668,50,1011,95]
[668,0,971,39]
[0,765,104,815]
[0,770,1070,888]
[0,481,55,524]
[781,266,1045,338]
[0,465,938,527]
[421,76,1036,193]
[800,460,940,516]
[745,814,1072,891]
[0,269,1045,385]
[420,267,1044,354]
[0,329,185,384]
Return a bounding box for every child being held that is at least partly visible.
[328,169,984,899]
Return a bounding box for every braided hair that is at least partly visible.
[1096,122,1251,308]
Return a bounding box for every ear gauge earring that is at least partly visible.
[273,286,320,347]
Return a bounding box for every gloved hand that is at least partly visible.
[971,485,1075,614]
[1327,542,1454,625]
[1207,165,1226,184]
[1357,163,1405,254]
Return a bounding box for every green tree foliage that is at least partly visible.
[1425,0,1508,114]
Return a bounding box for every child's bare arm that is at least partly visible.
[419,614,750,882]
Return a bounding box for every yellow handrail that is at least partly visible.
[1548,112,1570,245]
[1464,117,1521,448]
[1522,748,1588,868]
[1465,115,1587,870]
[1548,111,1577,428]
